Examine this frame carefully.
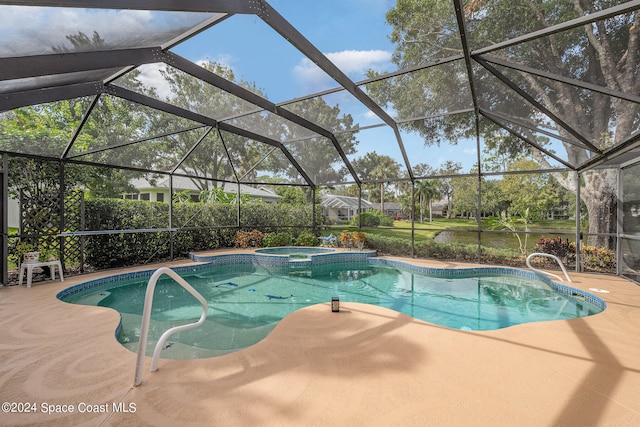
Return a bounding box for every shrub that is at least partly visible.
[262,232,293,247]
[534,236,576,263]
[351,231,368,249]
[234,230,263,248]
[352,211,380,227]
[364,234,411,256]
[365,233,523,265]
[81,198,323,270]
[582,245,616,271]
[294,231,319,246]
[535,236,616,271]
[378,214,395,227]
[84,199,170,268]
[350,210,394,228]
[337,230,368,249]
[239,203,324,236]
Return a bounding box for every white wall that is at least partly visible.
[7,197,19,228]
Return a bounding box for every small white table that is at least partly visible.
[19,260,64,288]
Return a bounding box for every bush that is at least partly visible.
[365,234,412,256]
[294,231,319,246]
[84,199,170,268]
[534,236,576,263]
[262,232,293,247]
[239,203,324,236]
[365,233,523,265]
[582,245,616,271]
[535,236,616,271]
[82,198,324,270]
[338,230,368,249]
[234,230,264,248]
[350,210,394,228]
[379,214,395,227]
[352,211,380,227]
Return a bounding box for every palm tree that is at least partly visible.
[415,180,440,222]
[370,156,401,215]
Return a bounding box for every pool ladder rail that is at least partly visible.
[526,252,572,283]
[134,267,208,387]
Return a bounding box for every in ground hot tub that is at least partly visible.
[255,247,336,259]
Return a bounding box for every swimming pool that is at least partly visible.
[58,255,605,360]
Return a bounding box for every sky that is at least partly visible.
[173,0,397,102]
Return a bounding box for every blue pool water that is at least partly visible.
[59,259,605,360]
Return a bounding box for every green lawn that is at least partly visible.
[326,218,577,241]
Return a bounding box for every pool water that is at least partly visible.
[62,263,603,359]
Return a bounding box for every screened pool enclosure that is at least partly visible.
[1,0,640,285]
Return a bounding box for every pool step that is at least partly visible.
[289,259,311,267]
[288,259,312,275]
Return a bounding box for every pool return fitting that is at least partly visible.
[134,267,208,387]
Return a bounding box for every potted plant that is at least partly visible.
[14,242,38,265]
[39,247,58,262]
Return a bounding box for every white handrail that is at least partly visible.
[526,253,572,282]
[133,267,208,387]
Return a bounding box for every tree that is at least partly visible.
[415,179,440,222]
[0,95,144,198]
[0,31,164,199]
[373,0,639,248]
[481,178,508,218]
[275,186,307,205]
[156,61,271,189]
[487,209,532,256]
[156,65,360,188]
[437,161,462,218]
[499,159,563,221]
[353,152,402,213]
[450,176,478,219]
[280,98,359,185]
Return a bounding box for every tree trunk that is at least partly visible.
[535,158,618,251]
[582,182,617,250]
[380,182,385,215]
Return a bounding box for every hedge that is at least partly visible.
[366,234,523,266]
[82,199,324,269]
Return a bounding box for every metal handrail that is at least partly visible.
[525,252,572,282]
[133,267,208,387]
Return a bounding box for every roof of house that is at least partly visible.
[370,202,402,211]
[129,177,281,200]
[321,194,373,210]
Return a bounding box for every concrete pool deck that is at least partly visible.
[1,250,640,426]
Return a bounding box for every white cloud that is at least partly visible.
[136,63,173,100]
[326,49,392,75]
[293,49,392,91]
[463,147,477,155]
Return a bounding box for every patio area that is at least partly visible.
[1,254,640,426]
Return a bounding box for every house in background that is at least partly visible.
[125,176,282,204]
[322,194,452,222]
[321,194,373,222]
[370,202,403,219]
